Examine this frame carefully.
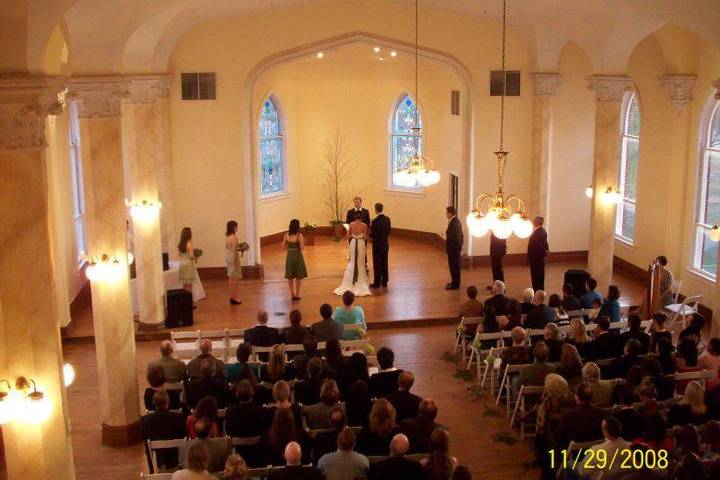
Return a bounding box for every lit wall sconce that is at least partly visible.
[84,254,125,283]
[601,186,621,205]
[63,363,75,388]
[585,186,594,199]
[0,377,52,425]
[708,223,720,242]
[126,199,161,223]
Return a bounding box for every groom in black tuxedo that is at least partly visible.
[370,203,391,288]
[346,196,371,226]
[445,206,463,290]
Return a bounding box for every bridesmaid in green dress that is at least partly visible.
[284,219,308,301]
[177,227,196,293]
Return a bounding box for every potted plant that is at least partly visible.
[302,220,317,245]
[322,129,355,241]
[237,242,249,262]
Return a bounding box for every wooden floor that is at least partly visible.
[64,236,645,339]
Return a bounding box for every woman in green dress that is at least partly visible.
[283,219,308,301]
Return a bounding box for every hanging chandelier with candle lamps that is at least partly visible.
[466,0,533,240]
[392,0,440,188]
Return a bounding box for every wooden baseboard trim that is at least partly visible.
[241,264,264,280]
[101,421,141,447]
[462,250,588,269]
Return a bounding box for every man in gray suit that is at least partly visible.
[146,340,187,383]
[512,341,555,397]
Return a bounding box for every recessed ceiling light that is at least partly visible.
[373,47,381,53]
[316,52,324,59]
[378,57,385,61]
[390,51,397,57]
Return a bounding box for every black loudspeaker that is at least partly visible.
[563,269,590,297]
[162,252,170,271]
[166,289,193,328]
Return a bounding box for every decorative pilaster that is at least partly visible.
[67,76,141,446]
[529,73,561,222]
[657,75,696,110]
[0,76,76,480]
[152,77,177,255]
[586,75,634,290]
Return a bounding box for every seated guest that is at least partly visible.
[581,362,617,408]
[368,434,426,480]
[346,379,373,427]
[147,340,187,383]
[641,357,676,401]
[282,309,310,345]
[141,390,186,470]
[512,341,555,397]
[266,380,303,429]
[609,385,645,440]
[325,338,347,378]
[668,381,709,427]
[620,314,650,354]
[556,344,583,392]
[267,441,321,480]
[500,326,531,375]
[674,451,706,480]
[598,285,621,323]
[420,428,457,480]
[636,380,662,418]
[519,288,535,315]
[502,299,523,331]
[553,383,605,448]
[656,337,676,374]
[534,374,575,479]
[292,338,320,380]
[370,347,403,398]
[702,420,720,461]
[561,284,582,313]
[607,338,643,379]
[313,407,348,463]
[564,317,592,359]
[476,306,500,350]
[311,303,344,342]
[260,409,312,466]
[333,290,368,340]
[457,286,484,336]
[144,365,182,411]
[226,343,253,383]
[649,312,672,353]
[223,454,248,480]
[708,379,720,420]
[188,339,226,381]
[637,411,673,452]
[525,290,555,329]
[450,466,472,480]
[679,313,705,346]
[244,310,283,361]
[402,399,444,454]
[225,380,265,438]
[181,418,228,474]
[700,338,720,390]
[543,323,563,362]
[579,278,603,309]
[675,338,702,395]
[340,353,370,401]
[578,417,631,480]
[589,316,623,360]
[483,280,509,316]
[317,427,370,480]
[187,396,221,439]
[171,443,214,480]
[260,344,293,384]
[357,399,400,456]
[387,371,422,423]
[295,357,326,406]
[304,379,344,429]
[188,359,231,408]
[548,294,566,321]
[673,425,702,461]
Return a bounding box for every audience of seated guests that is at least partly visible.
[333,290,367,340]
[668,381,709,427]
[260,408,312,466]
[610,384,645,439]
[313,407,348,463]
[148,340,187,383]
[187,396,221,438]
[368,434,426,480]
[223,454,248,480]
[340,353,370,401]
[295,357,325,406]
[266,380,303,429]
[581,362,618,408]
[283,309,310,344]
[556,344,583,392]
[578,417,631,480]
[477,306,500,350]
[357,398,400,456]
[225,380,265,438]
[325,338,347,378]
[534,374,575,480]
[679,312,705,346]
[141,390,187,470]
[620,314,650,354]
[554,383,604,449]
[457,286,484,334]
[649,312,672,353]
[267,442,321,480]
[525,290,555,329]
[542,323,562,362]
[564,317,592,359]
[502,299,523,331]
[636,411,673,452]
[547,294,566,321]
[293,338,321,380]
[513,341,555,397]
[402,398,444,454]
[500,326,531,375]
[421,428,457,480]
[580,278,603,309]
[144,365,182,411]
[561,284,582,313]
[181,418,228,473]
[387,371,421,423]
[317,427,370,480]
[484,280,509,316]
[261,345,292,385]
[608,338,643,379]
[226,343,253,383]
[708,376,720,420]
[188,339,226,381]
[702,420,720,461]
[312,303,344,342]
[346,379,373,427]
[171,442,215,480]
[188,359,231,408]
[243,310,283,361]
[590,316,623,360]
[675,338,701,395]
[598,285,621,322]
[304,379,344,429]
[700,338,720,390]
[520,288,535,315]
[370,347,403,398]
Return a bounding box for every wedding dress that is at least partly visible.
[334,234,372,296]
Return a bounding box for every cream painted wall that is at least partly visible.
[253,44,463,238]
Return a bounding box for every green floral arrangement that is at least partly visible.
[457,325,466,335]
[472,337,482,351]
[303,220,318,230]
[356,328,367,339]
[193,248,203,259]
[237,242,250,257]
[362,343,375,355]
[485,352,496,366]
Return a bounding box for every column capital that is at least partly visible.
[67,76,130,118]
[658,75,696,110]
[126,75,171,104]
[0,75,65,151]
[531,73,562,96]
[714,78,720,100]
[587,75,634,102]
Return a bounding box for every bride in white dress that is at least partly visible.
[334,214,372,296]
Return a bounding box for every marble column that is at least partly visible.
[67,77,141,445]
[530,73,562,221]
[0,76,75,479]
[154,79,176,255]
[586,75,635,290]
[124,77,168,327]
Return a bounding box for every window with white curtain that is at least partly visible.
[615,91,640,243]
[68,100,87,264]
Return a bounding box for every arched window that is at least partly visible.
[390,93,423,190]
[693,99,720,278]
[259,97,285,197]
[616,92,640,243]
[68,100,87,263]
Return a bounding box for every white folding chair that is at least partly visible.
[230,436,261,447]
[466,331,505,370]
[454,316,483,362]
[339,339,365,352]
[480,347,506,396]
[664,294,703,331]
[146,438,187,473]
[171,330,201,359]
[511,385,543,439]
[140,474,173,480]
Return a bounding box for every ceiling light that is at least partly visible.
[63,363,76,388]
[378,56,385,61]
[390,51,398,57]
[373,47,381,53]
[316,52,324,59]
[585,186,594,199]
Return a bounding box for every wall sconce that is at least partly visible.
[84,254,125,283]
[585,186,594,199]
[709,223,720,242]
[0,377,51,425]
[601,186,621,205]
[126,199,161,223]
[63,363,76,388]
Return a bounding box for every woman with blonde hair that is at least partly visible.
[564,317,591,359]
[223,454,248,480]
[171,443,213,480]
[534,374,575,480]
[357,398,399,456]
[668,381,709,427]
[266,380,302,429]
[261,344,288,384]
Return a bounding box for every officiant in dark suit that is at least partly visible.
[527,216,549,291]
[346,196,370,225]
[370,203,391,288]
[445,206,463,290]
[489,232,507,284]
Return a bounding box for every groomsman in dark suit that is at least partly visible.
[370,203,391,288]
[527,216,550,291]
[445,206,463,290]
[345,196,370,226]
[489,232,507,285]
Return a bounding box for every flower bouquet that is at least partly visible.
[193,248,203,260]
[303,220,318,245]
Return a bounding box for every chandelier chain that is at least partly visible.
[499,0,506,151]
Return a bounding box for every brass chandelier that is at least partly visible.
[466,0,533,239]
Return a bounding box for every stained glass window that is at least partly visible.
[259,98,284,196]
[390,93,423,189]
[616,92,639,243]
[693,100,720,278]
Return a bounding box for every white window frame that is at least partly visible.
[387,92,425,193]
[258,94,288,199]
[68,100,87,265]
[615,91,639,245]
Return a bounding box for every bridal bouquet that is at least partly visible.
[237,242,249,257]
[193,248,203,259]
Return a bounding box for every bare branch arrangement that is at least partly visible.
[322,129,355,225]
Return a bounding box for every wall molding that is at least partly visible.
[462,250,588,268]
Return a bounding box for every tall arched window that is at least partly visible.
[68,100,87,263]
[616,92,640,243]
[693,99,720,278]
[259,97,285,197]
[390,93,423,190]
